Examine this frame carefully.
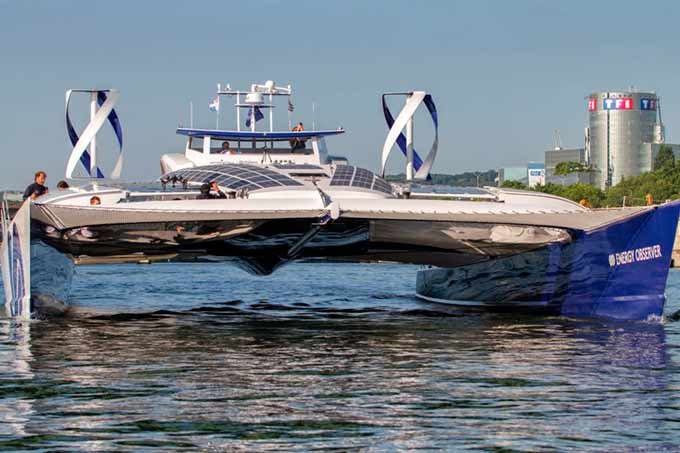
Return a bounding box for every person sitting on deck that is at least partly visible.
[57,180,70,190]
[210,182,227,199]
[219,141,234,154]
[197,183,211,199]
[197,182,227,199]
[290,122,306,151]
[90,196,101,205]
[23,170,48,200]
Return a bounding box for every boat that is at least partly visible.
[2,81,679,321]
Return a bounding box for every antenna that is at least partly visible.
[216,80,291,135]
[553,129,562,150]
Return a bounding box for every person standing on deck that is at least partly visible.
[646,193,654,206]
[290,122,306,151]
[22,171,48,200]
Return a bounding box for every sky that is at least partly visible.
[1,0,680,189]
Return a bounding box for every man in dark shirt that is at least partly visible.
[197,182,227,199]
[23,171,48,200]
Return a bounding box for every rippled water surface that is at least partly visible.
[1,262,680,451]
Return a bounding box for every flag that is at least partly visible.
[208,96,219,112]
[245,106,264,127]
[288,98,294,112]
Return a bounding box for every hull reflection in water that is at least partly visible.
[0,264,677,451]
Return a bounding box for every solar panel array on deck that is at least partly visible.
[329,165,393,195]
[162,164,303,192]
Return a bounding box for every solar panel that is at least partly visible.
[330,165,355,186]
[162,164,302,192]
[372,178,393,194]
[328,166,393,195]
[352,167,373,188]
[230,180,250,189]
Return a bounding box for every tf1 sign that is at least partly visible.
[588,98,597,111]
[640,98,657,110]
[602,98,633,110]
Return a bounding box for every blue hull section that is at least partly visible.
[417,201,680,321]
[30,240,74,315]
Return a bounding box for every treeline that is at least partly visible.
[386,169,498,187]
[502,146,680,208]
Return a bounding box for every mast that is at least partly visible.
[89,92,98,176]
[214,80,294,147]
[405,94,414,182]
[236,91,240,132]
[269,93,274,132]
[216,83,221,129]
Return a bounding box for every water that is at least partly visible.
[1,262,680,451]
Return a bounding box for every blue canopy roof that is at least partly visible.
[176,128,345,141]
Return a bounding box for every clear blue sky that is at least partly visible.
[1,0,680,189]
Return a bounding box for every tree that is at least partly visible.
[561,183,605,208]
[554,161,591,175]
[654,145,675,171]
[500,180,527,189]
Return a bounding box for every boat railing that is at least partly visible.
[121,191,201,203]
[205,146,312,155]
[122,189,248,203]
[1,191,22,202]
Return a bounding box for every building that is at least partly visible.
[497,164,545,187]
[640,143,680,171]
[544,147,593,185]
[546,172,594,186]
[498,166,528,185]
[545,148,585,176]
[586,90,664,189]
[527,162,545,187]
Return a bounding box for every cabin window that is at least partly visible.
[188,137,204,152]
[210,140,237,154]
